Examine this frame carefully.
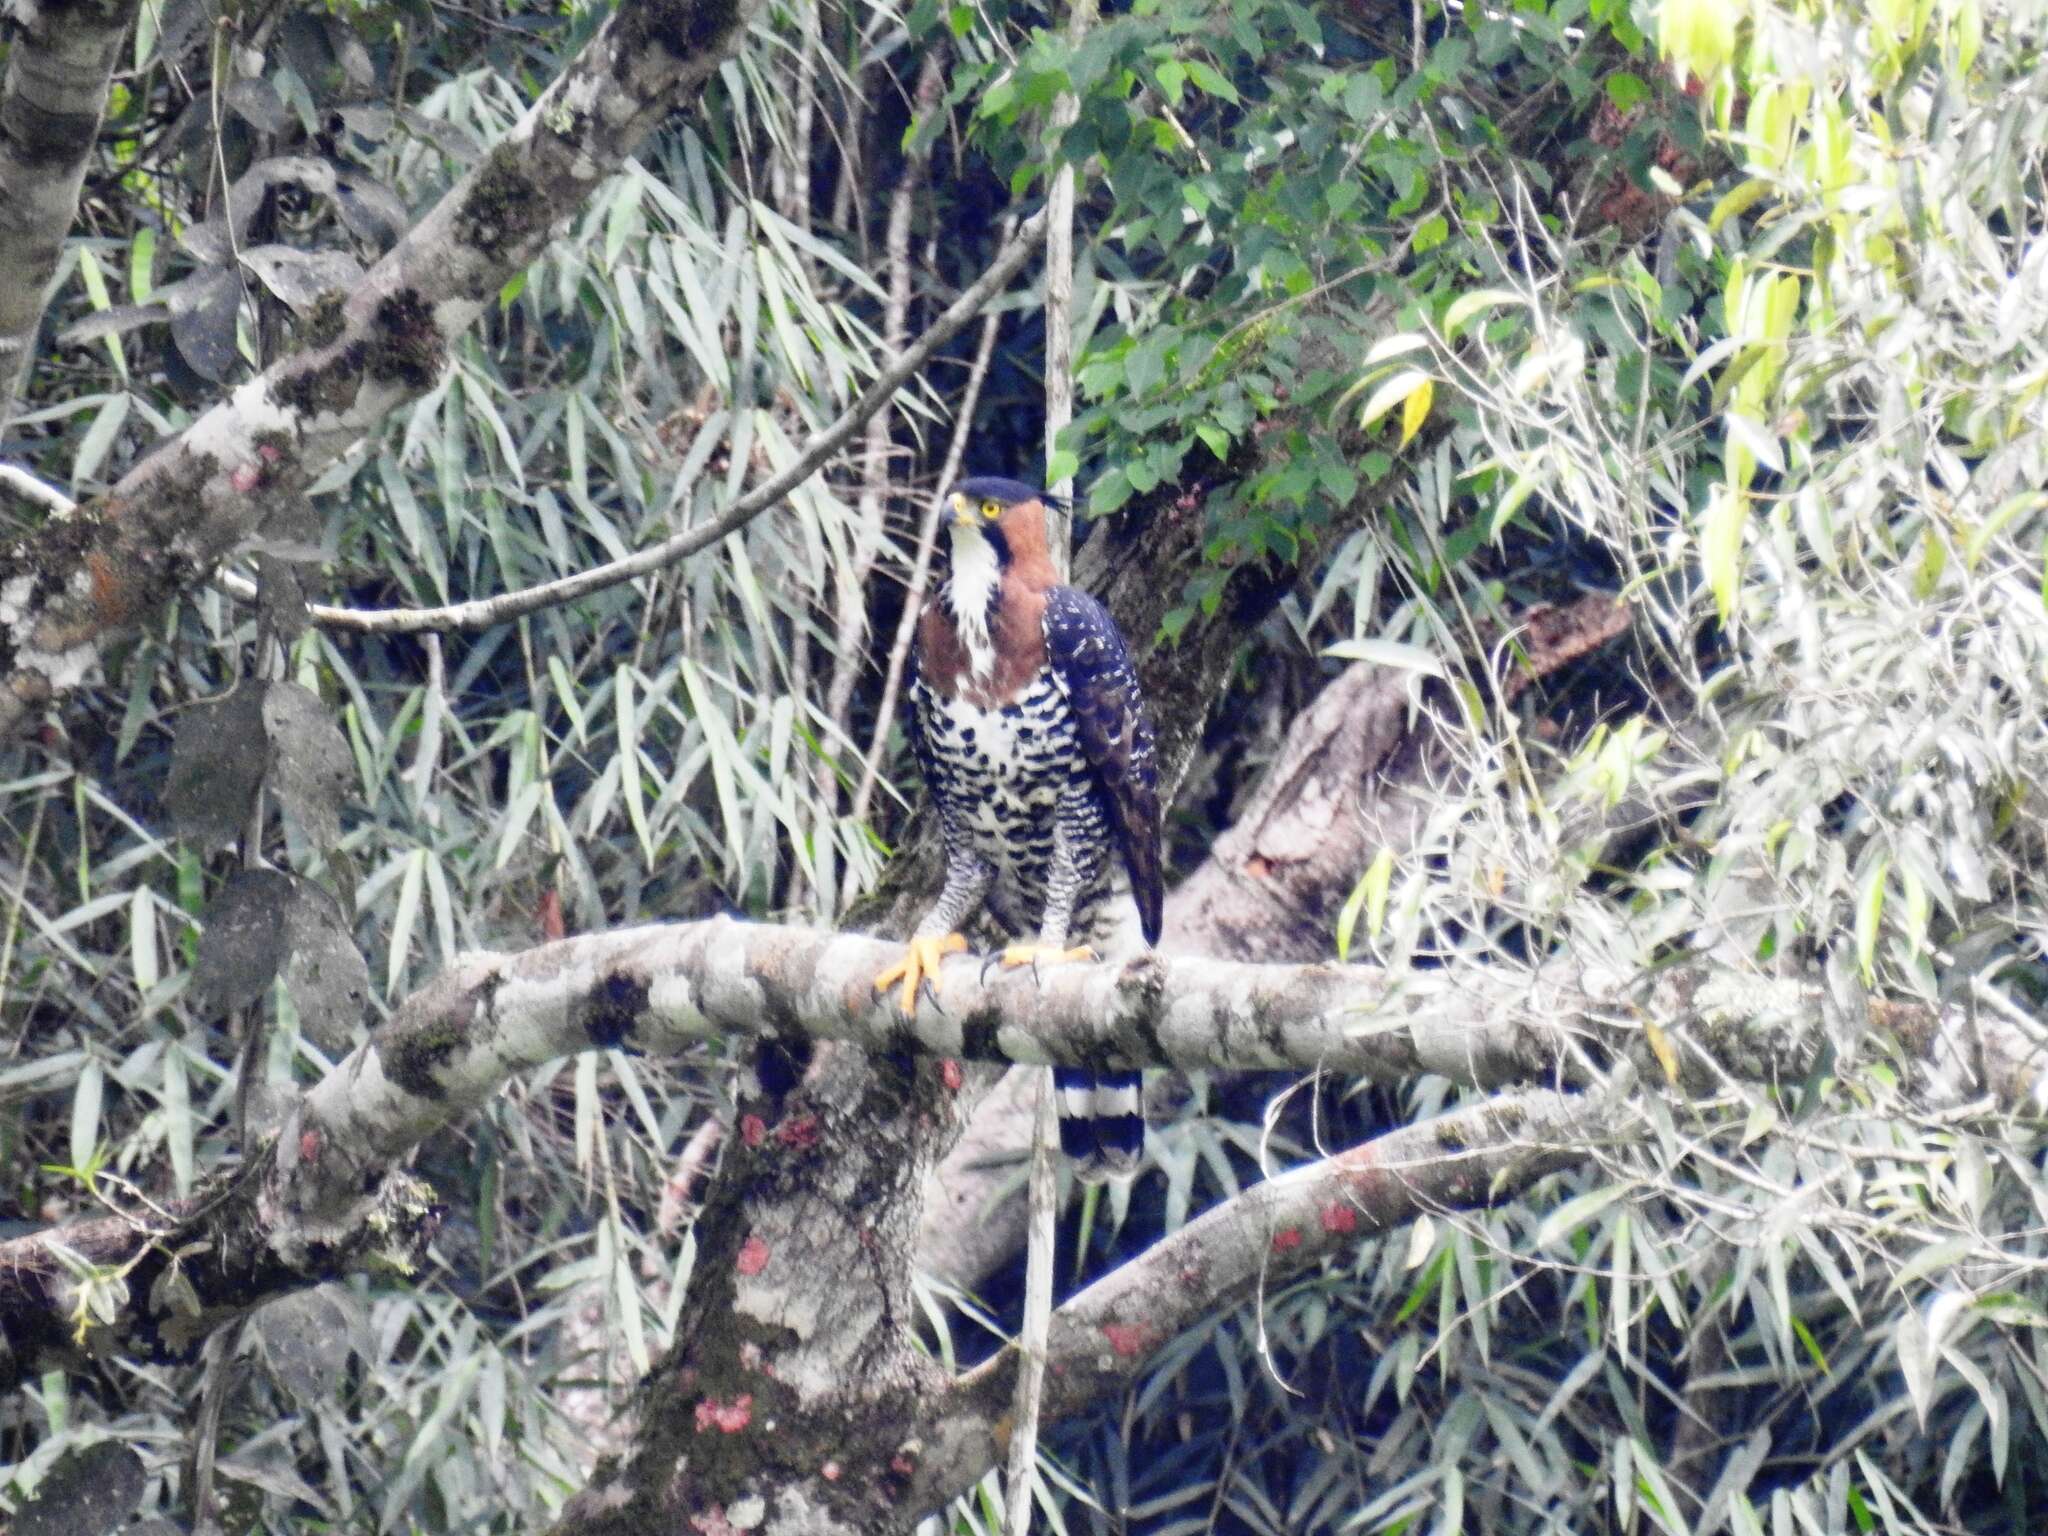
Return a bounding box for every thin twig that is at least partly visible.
[1002,1071,1059,1536]
[819,51,942,800]
[844,249,1009,831]
[1007,14,1094,1520]
[0,462,79,515]
[213,210,1050,636]
[1039,0,1098,576]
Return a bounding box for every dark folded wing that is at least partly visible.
[1043,585,1164,945]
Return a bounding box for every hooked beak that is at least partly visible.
[948,492,975,530]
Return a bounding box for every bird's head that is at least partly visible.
[946,476,1060,570]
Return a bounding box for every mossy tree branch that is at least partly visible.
[0,0,760,737]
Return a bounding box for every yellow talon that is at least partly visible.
[875,933,969,1016]
[1000,943,1097,970]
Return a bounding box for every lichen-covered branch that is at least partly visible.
[263,920,2048,1231]
[0,0,141,429]
[0,0,760,737]
[1,899,2033,1525]
[0,1161,438,1394]
[944,1089,1600,1475]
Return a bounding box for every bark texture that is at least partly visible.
[1169,595,1633,961]
[0,1162,438,1393]
[0,0,141,427]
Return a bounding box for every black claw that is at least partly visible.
[979,952,1003,986]
[920,974,946,1016]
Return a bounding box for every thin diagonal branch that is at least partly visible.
[846,232,1010,830]
[952,1088,1600,1434]
[0,0,763,737]
[213,208,1048,639]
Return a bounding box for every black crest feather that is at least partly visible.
[953,475,1071,512]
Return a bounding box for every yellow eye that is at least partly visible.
[981,499,1003,519]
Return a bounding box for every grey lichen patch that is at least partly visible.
[455,146,550,265]
[1112,952,1170,1062]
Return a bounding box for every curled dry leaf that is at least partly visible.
[252,1286,364,1404]
[261,681,356,848]
[164,686,270,851]
[239,245,366,315]
[192,870,368,1046]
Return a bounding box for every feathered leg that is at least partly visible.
[875,845,991,1016]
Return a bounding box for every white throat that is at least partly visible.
[943,523,1002,686]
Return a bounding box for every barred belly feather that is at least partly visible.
[909,669,1119,945]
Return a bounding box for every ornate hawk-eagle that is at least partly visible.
[875,476,1164,1179]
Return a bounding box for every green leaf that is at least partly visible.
[1855,854,1889,985]
[1184,57,1240,103]
[130,887,158,993]
[1604,71,1651,111]
[1324,637,1445,675]
[1708,178,1774,231]
[1965,491,2048,569]
[389,848,427,997]
[71,1056,104,1174]
[130,226,156,304]
[1536,1184,1627,1251]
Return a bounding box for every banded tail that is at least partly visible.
[1055,1066,1144,1182]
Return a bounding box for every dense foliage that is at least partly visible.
[4,0,2048,1531]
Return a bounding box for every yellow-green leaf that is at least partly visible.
[1856,854,1890,985]
[1966,492,2048,570]
[1659,0,1738,86]
[1708,178,1773,232]
[1701,483,1748,624]
[1644,1021,1681,1085]
[1444,288,1522,337]
[1356,368,1432,432]
[1399,377,1434,448]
